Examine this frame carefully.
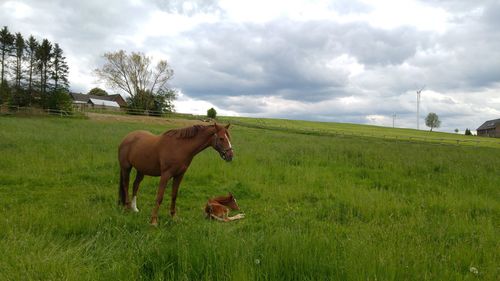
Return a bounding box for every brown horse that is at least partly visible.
[118,123,234,226]
[205,193,245,222]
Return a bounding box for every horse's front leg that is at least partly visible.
[150,172,171,226]
[170,173,185,217]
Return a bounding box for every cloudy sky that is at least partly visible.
[2,0,499,132]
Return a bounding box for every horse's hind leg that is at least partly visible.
[119,166,132,208]
[131,171,144,212]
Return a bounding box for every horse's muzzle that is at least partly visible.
[221,149,233,162]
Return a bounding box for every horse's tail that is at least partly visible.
[118,168,126,205]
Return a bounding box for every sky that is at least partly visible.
[1,0,499,132]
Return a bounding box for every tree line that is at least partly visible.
[0,26,71,110]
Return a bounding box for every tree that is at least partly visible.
[12,32,24,89]
[465,128,472,136]
[51,43,69,91]
[454,128,459,133]
[47,88,72,112]
[25,35,38,105]
[425,112,441,132]
[207,107,217,119]
[126,88,176,115]
[0,26,14,103]
[36,38,52,97]
[87,87,108,96]
[9,33,29,106]
[94,50,174,99]
[153,88,176,113]
[0,28,70,108]
[127,89,154,114]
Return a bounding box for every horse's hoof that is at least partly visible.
[150,218,158,226]
[133,208,139,213]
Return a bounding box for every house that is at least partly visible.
[476,118,500,138]
[70,93,127,110]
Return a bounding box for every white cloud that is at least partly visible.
[1,0,499,133]
[359,0,451,32]
[175,91,239,116]
[2,1,33,19]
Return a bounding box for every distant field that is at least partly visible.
[0,115,499,280]
[220,116,500,148]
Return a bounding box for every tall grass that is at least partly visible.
[0,116,498,280]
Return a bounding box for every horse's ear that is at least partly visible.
[225,123,230,129]
[213,122,220,131]
[228,192,233,198]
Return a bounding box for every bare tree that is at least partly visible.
[94,50,174,98]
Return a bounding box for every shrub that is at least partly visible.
[47,89,73,112]
[207,107,217,119]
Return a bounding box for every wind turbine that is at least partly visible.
[416,86,425,130]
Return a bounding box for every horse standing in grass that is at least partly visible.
[205,193,245,222]
[118,123,234,226]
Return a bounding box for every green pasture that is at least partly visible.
[0,116,498,280]
[220,116,500,148]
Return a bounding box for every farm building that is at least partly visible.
[88,98,120,109]
[476,118,500,138]
[70,93,127,110]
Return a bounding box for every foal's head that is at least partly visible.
[212,123,233,162]
[218,193,240,210]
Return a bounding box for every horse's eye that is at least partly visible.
[219,137,224,141]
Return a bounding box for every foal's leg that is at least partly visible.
[210,214,227,222]
[120,167,132,208]
[227,213,245,221]
[131,171,144,212]
[170,173,185,217]
[150,172,171,226]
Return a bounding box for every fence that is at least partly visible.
[0,105,194,119]
[0,105,76,117]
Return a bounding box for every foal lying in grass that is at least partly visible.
[205,193,245,222]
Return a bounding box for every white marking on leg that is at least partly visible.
[131,196,139,212]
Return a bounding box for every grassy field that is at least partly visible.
[0,115,499,280]
[219,116,500,148]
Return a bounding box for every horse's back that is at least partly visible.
[119,130,157,152]
[119,130,161,175]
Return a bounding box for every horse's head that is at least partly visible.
[212,123,233,162]
[225,193,240,210]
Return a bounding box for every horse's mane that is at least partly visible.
[164,125,210,139]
